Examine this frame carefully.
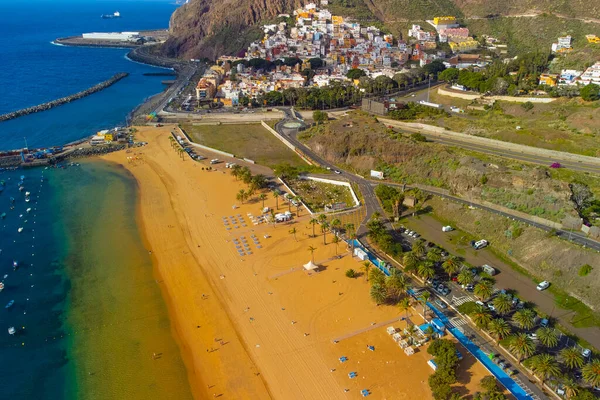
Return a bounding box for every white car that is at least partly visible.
[536,281,550,291]
[442,226,453,232]
[583,348,592,358]
[473,239,488,250]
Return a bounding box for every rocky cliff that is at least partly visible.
[162,0,302,60]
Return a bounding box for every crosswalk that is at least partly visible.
[512,375,544,399]
[451,294,476,306]
[449,317,467,329]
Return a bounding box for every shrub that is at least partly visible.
[411,132,427,142]
[345,269,356,278]
[457,301,479,315]
[521,101,534,111]
[313,110,328,124]
[481,175,488,185]
[580,84,600,102]
[579,264,593,277]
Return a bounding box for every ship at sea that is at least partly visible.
[101,11,120,19]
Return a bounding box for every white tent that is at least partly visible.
[303,260,319,271]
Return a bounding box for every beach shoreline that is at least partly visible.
[100,124,492,399]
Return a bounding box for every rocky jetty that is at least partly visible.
[0,73,129,123]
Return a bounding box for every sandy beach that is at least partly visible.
[102,125,492,399]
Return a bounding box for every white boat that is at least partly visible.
[0,282,4,292]
[26,208,32,213]
[8,327,15,335]
[17,227,23,233]
[25,197,30,203]
[19,186,24,191]
[25,191,30,196]
[12,261,18,271]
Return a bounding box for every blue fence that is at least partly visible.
[349,239,391,276]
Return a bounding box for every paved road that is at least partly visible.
[154,64,197,115]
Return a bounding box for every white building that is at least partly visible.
[579,62,600,85]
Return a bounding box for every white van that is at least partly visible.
[473,240,488,250]
[442,226,453,232]
[210,159,220,165]
[481,264,496,276]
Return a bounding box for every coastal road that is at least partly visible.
[154,64,197,115]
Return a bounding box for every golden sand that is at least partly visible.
[102,125,491,399]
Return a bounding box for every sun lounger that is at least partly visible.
[339,356,348,363]
[348,372,357,379]
[361,389,370,397]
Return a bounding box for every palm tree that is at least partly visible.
[562,377,579,399]
[411,240,426,258]
[417,260,435,281]
[527,354,560,385]
[231,164,242,180]
[236,189,246,204]
[259,193,267,208]
[398,297,412,321]
[321,221,329,245]
[289,227,298,242]
[402,251,419,273]
[457,269,474,286]
[363,261,372,281]
[513,309,536,330]
[306,218,317,237]
[332,235,339,255]
[474,280,493,301]
[386,271,409,301]
[330,218,341,233]
[492,294,513,315]
[272,191,279,210]
[370,283,387,305]
[560,347,585,370]
[537,327,559,348]
[308,245,316,263]
[295,196,302,216]
[487,318,511,343]
[472,304,492,329]
[426,247,443,263]
[442,256,460,280]
[508,333,536,363]
[371,211,381,221]
[345,223,355,235]
[369,268,386,286]
[419,291,430,321]
[582,359,600,387]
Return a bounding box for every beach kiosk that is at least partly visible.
[303,260,319,271]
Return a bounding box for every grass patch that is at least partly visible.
[287,178,355,213]
[184,123,307,168]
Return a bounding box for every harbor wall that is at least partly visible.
[0,73,129,123]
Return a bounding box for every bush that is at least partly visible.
[481,174,488,185]
[579,264,593,277]
[313,110,328,124]
[345,269,356,278]
[521,101,534,111]
[411,132,427,142]
[457,301,479,315]
[580,84,600,102]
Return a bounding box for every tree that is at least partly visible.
[508,333,535,362]
[332,235,340,255]
[346,68,366,80]
[259,193,267,208]
[345,269,356,278]
[403,251,419,272]
[474,280,493,301]
[487,318,511,342]
[570,183,593,212]
[330,218,342,233]
[580,83,600,101]
[457,269,474,286]
[370,283,387,305]
[442,256,460,279]
[526,354,560,385]
[422,60,446,78]
[289,227,297,241]
[582,359,600,387]
[513,309,536,330]
[412,240,426,258]
[313,110,328,124]
[321,221,329,245]
[536,327,558,348]
[386,271,409,301]
[420,291,431,320]
[439,68,459,82]
[563,377,579,399]
[309,218,318,237]
[308,245,316,263]
[418,260,436,280]
[521,101,534,111]
[272,191,280,210]
[230,164,242,180]
[370,268,386,286]
[398,297,412,320]
[363,261,372,281]
[472,304,492,329]
[427,247,443,263]
[492,294,513,315]
[561,347,585,370]
[236,189,246,204]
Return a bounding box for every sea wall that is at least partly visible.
[0,73,129,123]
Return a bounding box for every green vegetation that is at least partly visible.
[387,102,447,121]
[579,264,593,277]
[285,178,355,213]
[374,184,404,216]
[184,123,306,168]
[312,110,328,124]
[345,268,357,278]
[427,339,461,399]
[581,84,600,102]
[366,213,403,257]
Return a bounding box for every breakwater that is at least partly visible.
[0,72,129,122]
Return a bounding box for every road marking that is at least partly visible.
[452,295,474,305]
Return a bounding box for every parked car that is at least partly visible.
[527,332,538,340]
[583,348,592,358]
[487,303,496,312]
[540,318,549,328]
[482,264,497,276]
[472,239,489,250]
[536,281,550,291]
[464,284,474,292]
[441,287,450,296]
[334,170,342,174]
[442,225,453,232]
[434,299,447,309]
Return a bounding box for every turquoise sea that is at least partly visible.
[0,1,195,399]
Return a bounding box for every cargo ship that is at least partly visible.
[101,11,121,19]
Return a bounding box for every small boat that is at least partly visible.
[19,186,24,191]
[25,191,30,196]
[25,197,30,203]
[1,212,5,219]
[5,300,14,309]
[8,327,15,335]
[19,214,23,218]
[12,261,18,271]
[10,197,15,203]
[0,282,4,292]
[17,227,23,233]
[26,208,31,213]
[3,274,7,279]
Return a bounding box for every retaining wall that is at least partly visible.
[176,126,235,158]
[260,120,313,166]
[303,176,360,208]
[437,87,556,103]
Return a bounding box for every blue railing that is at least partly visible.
[349,239,391,276]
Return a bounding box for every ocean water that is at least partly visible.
[0,162,194,399]
[0,0,179,150]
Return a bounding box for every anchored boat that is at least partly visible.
[8,327,15,335]
[5,300,14,309]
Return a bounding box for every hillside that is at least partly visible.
[162,0,600,59]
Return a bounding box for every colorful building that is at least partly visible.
[449,38,478,53]
[538,73,558,87]
[586,34,600,44]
